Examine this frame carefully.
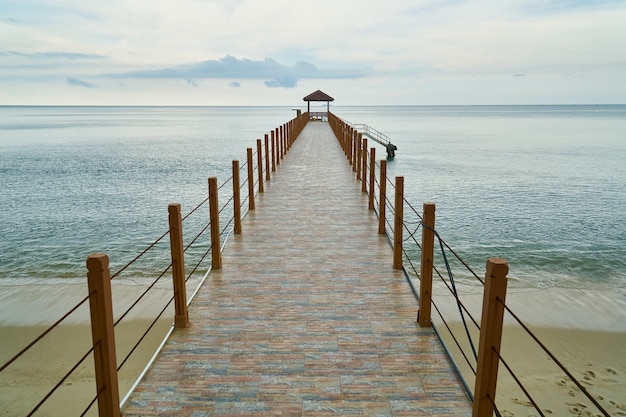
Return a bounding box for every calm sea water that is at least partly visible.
[1,105,625,291]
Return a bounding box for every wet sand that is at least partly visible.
[435,287,626,417]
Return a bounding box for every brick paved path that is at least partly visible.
[122,122,471,416]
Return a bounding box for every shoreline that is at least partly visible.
[1,280,625,416]
[433,287,626,417]
[0,279,195,417]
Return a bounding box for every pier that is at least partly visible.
[121,120,471,416]
[1,107,616,417]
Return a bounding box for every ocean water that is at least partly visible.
[1,105,625,291]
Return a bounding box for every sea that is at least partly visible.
[1,105,625,292]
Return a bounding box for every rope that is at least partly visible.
[181,196,209,222]
[437,235,478,360]
[431,297,477,375]
[0,294,89,374]
[499,298,611,417]
[111,229,169,280]
[403,198,424,222]
[79,386,100,417]
[186,244,212,282]
[117,295,174,372]
[218,175,233,191]
[184,221,211,252]
[494,348,546,417]
[219,195,234,215]
[438,236,485,285]
[114,263,172,327]
[402,219,422,246]
[27,347,93,416]
[485,394,504,417]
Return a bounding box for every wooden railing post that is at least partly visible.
[246,148,255,210]
[356,133,363,179]
[168,203,189,328]
[368,147,376,208]
[473,258,509,417]
[287,121,292,149]
[352,129,358,171]
[393,176,404,269]
[208,177,222,269]
[378,160,387,235]
[361,138,368,192]
[280,125,284,160]
[418,202,436,327]
[271,130,276,172]
[86,254,121,417]
[256,139,264,193]
[232,160,242,234]
[264,134,270,181]
[348,127,353,165]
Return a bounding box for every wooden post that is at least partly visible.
[352,129,357,171]
[232,160,242,234]
[361,138,368,192]
[369,147,376,209]
[356,133,362,179]
[348,127,353,164]
[86,254,121,417]
[246,148,255,210]
[473,258,509,417]
[418,202,436,327]
[276,128,281,165]
[264,134,270,181]
[271,130,276,172]
[256,139,264,193]
[393,176,404,269]
[280,125,284,160]
[378,160,387,235]
[168,203,189,328]
[208,177,222,269]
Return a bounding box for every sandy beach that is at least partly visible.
[1,280,625,417]
[0,278,198,417]
[435,286,626,417]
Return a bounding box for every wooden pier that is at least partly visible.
[121,121,472,416]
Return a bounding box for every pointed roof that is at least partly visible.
[303,90,334,102]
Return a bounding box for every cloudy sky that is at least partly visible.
[1,0,625,105]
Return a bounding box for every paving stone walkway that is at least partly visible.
[122,122,472,416]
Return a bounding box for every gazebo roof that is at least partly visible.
[303,90,334,102]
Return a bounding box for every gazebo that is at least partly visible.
[303,90,334,119]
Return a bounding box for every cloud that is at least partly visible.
[0,51,105,60]
[264,76,297,88]
[108,55,366,89]
[67,78,96,88]
[229,81,241,88]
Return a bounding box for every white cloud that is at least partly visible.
[1,0,625,104]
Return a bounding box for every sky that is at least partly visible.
[1,0,625,106]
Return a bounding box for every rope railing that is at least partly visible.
[327,111,612,417]
[2,111,310,417]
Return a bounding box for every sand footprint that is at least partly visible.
[511,397,533,407]
[605,367,618,375]
[582,370,596,380]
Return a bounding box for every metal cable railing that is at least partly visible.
[329,113,613,417]
[1,113,309,416]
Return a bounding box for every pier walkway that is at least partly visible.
[122,122,472,416]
